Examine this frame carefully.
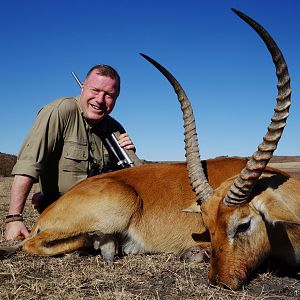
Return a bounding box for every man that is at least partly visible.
[5,64,136,240]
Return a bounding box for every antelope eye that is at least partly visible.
[235,220,251,236]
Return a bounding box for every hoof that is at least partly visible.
[180,246,210,262]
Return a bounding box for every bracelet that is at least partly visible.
[4,214,23,224]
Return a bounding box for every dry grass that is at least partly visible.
[0,159,300,299]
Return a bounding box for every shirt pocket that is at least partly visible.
[62,141,88,173]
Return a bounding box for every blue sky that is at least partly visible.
[0,0,299,161]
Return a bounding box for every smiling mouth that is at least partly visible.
[90,103,106,112]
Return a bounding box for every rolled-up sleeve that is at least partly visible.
[12,102,64,179]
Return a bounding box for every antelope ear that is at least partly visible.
[265,207,300,226]
[182,202,201,213]
[253,196,300,226]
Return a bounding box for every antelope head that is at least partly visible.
[200,9,292,289]
[140,7,293,290]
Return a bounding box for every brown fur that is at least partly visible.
[201,169,300,290]
[2,157,247,260]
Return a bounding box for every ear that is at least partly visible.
[253,194,300,226]
[182,202,201,213]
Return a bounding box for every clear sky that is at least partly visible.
[0,0,299,161]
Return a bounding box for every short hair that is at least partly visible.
[85,64,121,96]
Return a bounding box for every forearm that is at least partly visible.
[8,175,34,215]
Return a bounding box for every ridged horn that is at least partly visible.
[140,53,214,203]
[224,9,291,206]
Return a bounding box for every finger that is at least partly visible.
[118,137,130,144]
[119,139,131,146]
[119,138,132,146]
[118,133,128,139]
[124,144,135,150]
[21,228,30,238]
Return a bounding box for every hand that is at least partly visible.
[118,133,136,151]
[5,221,30,241]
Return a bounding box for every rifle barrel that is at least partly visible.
[71,71,82,87]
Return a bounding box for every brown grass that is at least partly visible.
[0,158,300,299]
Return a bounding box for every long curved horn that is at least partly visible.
[224,9,291,206]
[140,53,213,203]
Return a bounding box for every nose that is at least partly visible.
[95,92,105,103]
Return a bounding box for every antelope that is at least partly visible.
[185,9,300,290]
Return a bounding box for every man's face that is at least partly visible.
[79,70,119,124]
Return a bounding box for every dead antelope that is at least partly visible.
[188,9,299,290]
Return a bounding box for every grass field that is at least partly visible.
[0,158,300,299]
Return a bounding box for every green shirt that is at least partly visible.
[12,96,126,199]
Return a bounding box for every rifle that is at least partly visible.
[71,71,137,169]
